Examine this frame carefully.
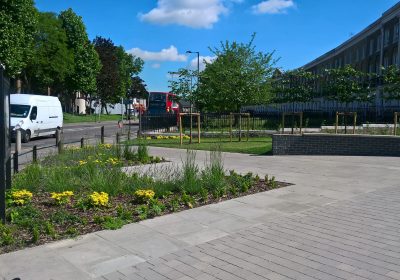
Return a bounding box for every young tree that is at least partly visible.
[322,65,375,110]
[383,65,400,102]
[0,0,38,77]
[26,12,74,95]
[272,68,316,111]
[196,33,278,112]
[168,68,197,102]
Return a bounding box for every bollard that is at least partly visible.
[15,129,21,154]
[80,137,85,148]
[13,152,18,174]
[56,129,63,154]
[32,145,37,163]
[116,132,120,144]
[101,126,105,144]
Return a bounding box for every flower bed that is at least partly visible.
[0,148,290,254]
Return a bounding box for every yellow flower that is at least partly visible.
[146,137,152,140]
[89,191,109,207]
[134,189,155,203]
[78,160,87,166]
[11,189,33,205]
[99,143,112,149]
[51,191,74,205]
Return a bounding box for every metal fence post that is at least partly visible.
[116,132,120,144]
[80,137,85,148]
[101,126,105,144]
[13,152,18,174]
[32,145,37,163]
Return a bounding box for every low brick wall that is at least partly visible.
[272,133,400,156]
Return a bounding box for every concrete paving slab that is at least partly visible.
[1,147,400,279]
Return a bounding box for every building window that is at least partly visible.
[394,23,399,42]
[377,34,381,52]
[369,39,374,55]
[384,29,390,46]
[384,56,389,68]
[393,52,398,65]
[362,45,366,59]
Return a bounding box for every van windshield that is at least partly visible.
[11,104,31,118]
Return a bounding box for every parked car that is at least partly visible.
[10,94,63,143]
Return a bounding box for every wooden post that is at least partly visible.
[230,113,233,142]
[179,114,183,146]
[56,129,63,154]
[13,152,18,174]
[394,112,398,136]
[32,145,37,163]
[116,132,120,144]
[335,112,339,134]
[80,137,85,148]
[101,126,105,144]
[197,114,201,144]
[239,114,242,142]
[281,113,285,134]
[353,113,357,135]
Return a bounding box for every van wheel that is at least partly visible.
[22,130,31,143]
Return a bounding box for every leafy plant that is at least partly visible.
[135,205,149,220]
[201,149,226,198]
[181,150,201,194]
[148,199,165,217]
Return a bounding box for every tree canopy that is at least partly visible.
[383,65,400,101]
[0,0,38,77]
[26,12,73,94]
[196,34,278,112]
[322,65,375,106]
[272,68,316,106]
[59,8,101,95]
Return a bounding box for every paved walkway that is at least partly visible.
[1,148,400,280]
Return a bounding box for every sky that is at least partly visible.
[35,0,400,92]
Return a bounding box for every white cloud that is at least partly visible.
[151,63,161,69]
[252,0,295,15]
[127,45,187,62]
[139,0,231,29]
[190,56,217,71]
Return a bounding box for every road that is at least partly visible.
[12,121,138,152]
[11,121,138,169]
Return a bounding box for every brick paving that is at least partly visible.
[99,187,400,280]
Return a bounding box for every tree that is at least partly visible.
[25,12,74,95]
[93,36,120,112]
[59,8,101,95]
[115,46,144,99]
[272,68,316,110]
[129,76,148,99]
[196,33,278,112]
[0,0,38,77]
[168,68,197,102]
[383,65,400,102]
[322,65,375,109]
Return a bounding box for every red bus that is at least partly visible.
[148,92,179,114]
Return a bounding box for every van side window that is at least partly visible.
[30,106,37,120]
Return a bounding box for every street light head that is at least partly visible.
[186,50,192,54]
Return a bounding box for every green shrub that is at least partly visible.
[0,224,15,246]
[137,142,150,163]
[148,198,165,217]
[135,205,149,220]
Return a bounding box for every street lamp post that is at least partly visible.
[186,51,200,144]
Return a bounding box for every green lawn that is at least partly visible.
[63,113,123,124]
[130,137,272,155]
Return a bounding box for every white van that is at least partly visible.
[10,94,63,143]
